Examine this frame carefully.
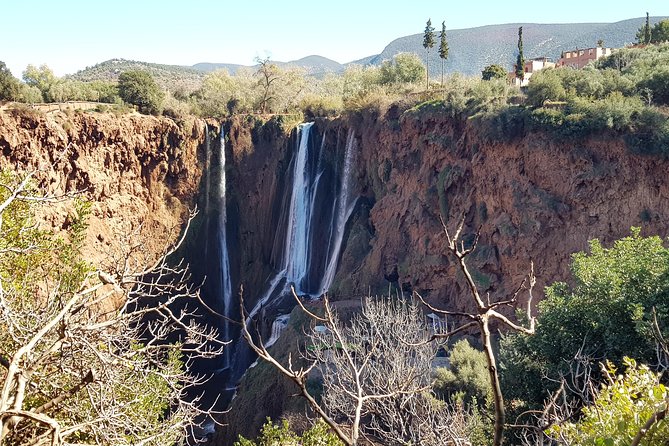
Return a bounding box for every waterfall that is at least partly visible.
[243,123,314,322]
[218,129,233,369]
[283,122,315,291]
[232,123,359,386]
[203,124,212,258]
[263,314,291,349]
[319,128,358,294]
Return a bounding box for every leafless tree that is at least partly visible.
[0,171,225,445]
[240,289,470,446]
[417,216,536,446]
[254,56,281,114]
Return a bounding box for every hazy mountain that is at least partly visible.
[191,62,246,74]
[278,55,344,75]
[70,16,668,89]
[193,55,344,76]
[361,17,668,76]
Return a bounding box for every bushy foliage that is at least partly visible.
[434,339,491,407]
[481,64,507,81]
[0,61,21,101]
[118,70,165,115]
[22,64,60,102]
[638,19,669,44]
[234,418,343,446]
[18,84,43,103]
[379,52,426,85]
[523,48,669,152]
[651,20,669,44]
[501,229,669,408]
[547,358,669,446]
[525,69,568,106]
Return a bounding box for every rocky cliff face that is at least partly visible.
[0,108,206,265]
[329,105,669,312]
[228,108,669,315]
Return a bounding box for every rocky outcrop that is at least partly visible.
[0,108,206,265]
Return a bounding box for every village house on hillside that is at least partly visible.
[556,46,613,68]
[509,56,555,87]
[509,44,615,86]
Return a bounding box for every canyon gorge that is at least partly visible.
[2,104,669,440]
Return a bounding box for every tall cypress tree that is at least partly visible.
[515,26,525,83]
[423,18,435,90]
[439,21,449,87]
[645,12,652,44]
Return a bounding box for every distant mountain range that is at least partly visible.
[70,16,667,88]
[369,17,668,76]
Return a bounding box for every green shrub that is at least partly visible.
[434,339,491,407]
[526,68,568,107]
[234,418,343,446]
[548,358,669,446]
[501,229,669,410]
[481,64,507,81]
[638,68,669,105]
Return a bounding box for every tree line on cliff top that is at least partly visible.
[2,40,669,154]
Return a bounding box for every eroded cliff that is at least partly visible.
[0,108,206,265]
[330,104,669,311]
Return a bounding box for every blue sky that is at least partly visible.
[2,0,666,76]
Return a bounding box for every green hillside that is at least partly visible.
[70,58,206,93]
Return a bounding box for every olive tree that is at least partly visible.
[379,53,426,86]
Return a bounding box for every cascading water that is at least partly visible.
[218,129,233,369]
[229,122,359,386]
[243,122,315,322]
[283,122,316,291]
[318,128,358,295]
[203,124,212,258]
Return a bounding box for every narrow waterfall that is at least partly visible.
[203,124,212,258]
[244,123,315,321]
[283,122,316,291]
[318,128,358,295]
[218,129,233,369]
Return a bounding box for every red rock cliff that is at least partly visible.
[0,108,206,264]
[330,106,669,311]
